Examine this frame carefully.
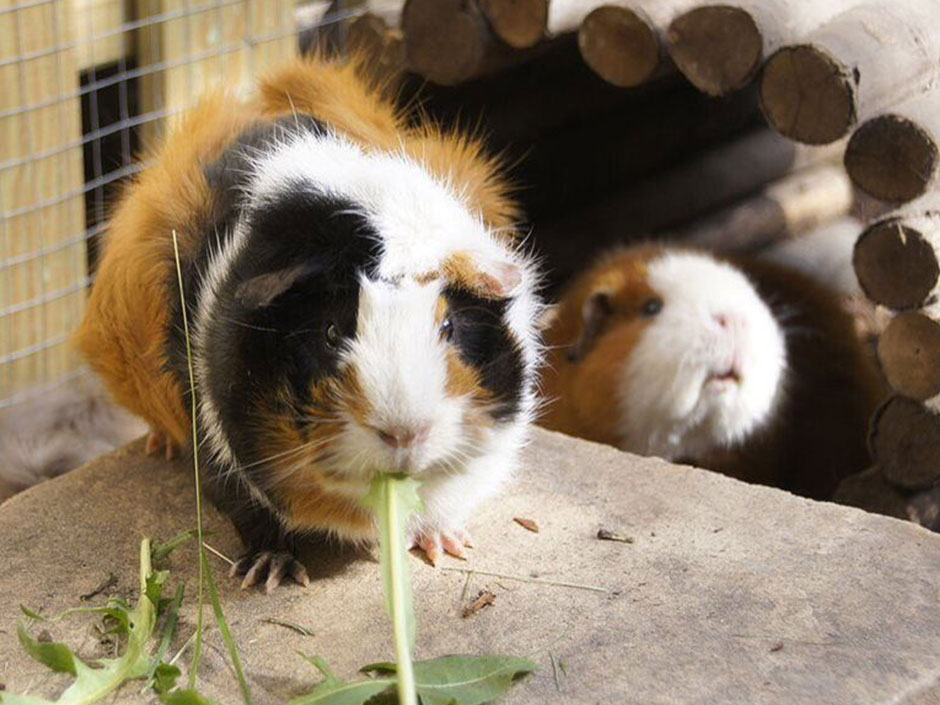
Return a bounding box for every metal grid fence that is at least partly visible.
[0,0,371,408]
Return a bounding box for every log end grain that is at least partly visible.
[834,467,908,519]
[853,220,939,310]
[877,311,940,401]
[760,45,856,145]
[578,5,659,89]
[479,0,548,49]
[402,0,488,85]
[844,114,938,203]
[666,6,762,97]
[870,395,940,490]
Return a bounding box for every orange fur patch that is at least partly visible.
[76,54,520,455]
[73,92,262,445]
[540,245,665,445]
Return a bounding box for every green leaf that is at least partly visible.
[147,585,184,687]
[152,663,182,695]
[19,606,45,621]
[410,655,537,705]
[298,655,339,686]
[16,624,76,675]
[202,552,252,704]
[294,656,536,705]
[287,661,393,705]
[158,689,221,705]
[151,530,201,563]
[291,655,394,705]
[3,539,165,705]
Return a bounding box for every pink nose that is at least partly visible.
[376,424,430,449]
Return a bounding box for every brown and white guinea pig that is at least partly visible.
[540,244,884,500]
[75,55,543,589]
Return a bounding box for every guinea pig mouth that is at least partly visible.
[706,367,742,386]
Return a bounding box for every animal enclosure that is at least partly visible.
[2,0,939,526]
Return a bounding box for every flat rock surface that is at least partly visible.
[0,428,938,704]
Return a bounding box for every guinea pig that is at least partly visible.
[75,55,543,590]
[540,244,884,500]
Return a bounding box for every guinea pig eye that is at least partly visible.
[324,322,341,349]
[439,316,454,343]
[642,297,663,317]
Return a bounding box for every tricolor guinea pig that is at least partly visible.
[75,56,543,590]
[540,244,883,500]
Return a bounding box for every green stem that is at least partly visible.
[171,230,205,687]
[386,479,417,705]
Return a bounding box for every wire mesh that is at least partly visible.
[0,0,370,408]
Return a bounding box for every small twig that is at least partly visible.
[461,590,496,618]
[262,618,315,637]
[169,630,199,666]
[597,529,634,544]
[459,571,473,605]
[440,567,608,594]
[550,653,561,692]
[202,542,235,566]
[513,517,540,533]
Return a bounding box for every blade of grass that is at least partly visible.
[202,553,251,703]
[171,230,206,689]
[173,230,251,704]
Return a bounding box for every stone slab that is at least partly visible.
[0,428,938,704]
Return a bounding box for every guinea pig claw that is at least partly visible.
[440,534,468,560]
[231,550,309,591]
[413,528,473,566]
[240,551,273,589]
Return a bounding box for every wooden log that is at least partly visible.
[877,311,940,402]
[869,395,940,491]
[531,122,841,287]
[402,35,659,146]
[834,467,909,520]
[665,1,864,97]
[761,216,863,297]
[517,81,759,220]
[853,198,940,310]
[402,0,543,86]
[760,0,940,145]
[347,12,406,81]
[547,0,699,88]
[674,163,853,253]
[844,89,940,204]
[478,0,548,49]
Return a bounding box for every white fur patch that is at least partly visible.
[620,252,786,460]
[209,128,544,538]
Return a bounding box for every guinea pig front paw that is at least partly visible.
[229,550,310,594]
[411,526,473,567]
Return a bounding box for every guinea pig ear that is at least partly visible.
[441,252,523,299]
[567,291,613,363]
[234,263,317,309]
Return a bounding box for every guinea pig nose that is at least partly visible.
[376,424,430,449]
[715,313,729,329]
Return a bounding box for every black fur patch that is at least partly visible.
[202,187,381,490]
[444,286,525,422]
[166,115,326,387]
